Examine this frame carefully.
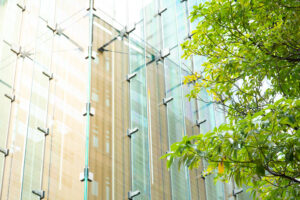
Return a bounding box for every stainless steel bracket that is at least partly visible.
[127,127,139,138]
[128,190,140,200]
[0,147,9,157]
[163,96,173,105]
[32,190,45,199]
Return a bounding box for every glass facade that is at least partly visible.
[0,0,251,200]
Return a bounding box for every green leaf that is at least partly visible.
[256,164,265,177]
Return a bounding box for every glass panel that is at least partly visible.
[162,2,177,48]
[21,67,49,200]
[205,171,225,200]
[236,185,252,200]
[44,3,88,198]
[45,34,86,199]
[146,59,172,199]
[0,76,12,192]
[143,31,171,197]
[164,48,191,200]
[0,0,22,45]
[182,68,203,200]
[88,16,131,200]
[144,0,160,48]
[129,26,151,199]
[198,89,225,200]
[144,2,172,192]
[0,43,15,89]
[55,0,88,50]
[21,2,89,198]
[176,0,188,43]
[20,15,52,199]
[4,58,33,200]
[130,69,151,200]
[224,180,235,200]
[188,0,202,31]
[156,61,173,200]
[0,45,15,176]
[128,0,144,25]
[0,0,21,197]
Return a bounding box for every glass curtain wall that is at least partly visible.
[20,10,53,200]
[144,0,172,199]
[1,0,88,199]
[162,0,192,199]
[89,15,131,200]
[44,1,88,198]
[0,0,253,199]
[0,0,21,196]
[129,24,151,200]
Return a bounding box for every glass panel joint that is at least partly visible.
[158,7,167,16]
[42,71,54,80]
[85,48,96,59]
[83,103,95,116]
[80,167,93,182]
[4,94,15,102]
[128,190,140,200]
[16,3,26,12]
[37,127,49,136]
[0,147,9,157]
[32,190,45,199]
[10,44,21,56]
[196,119,206,127]
[163,96,173,105]
[156,49,170,62]
[86,1,96,11]
[127,127,139,138]
[184,33,195,41]
[46,23,62,35]
[233,188,243,196]
[9,44,30,58]
[124,24,136,35]
[126,72,137,82]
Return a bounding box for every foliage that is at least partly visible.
[163,0,300,199]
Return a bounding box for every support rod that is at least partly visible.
[98,37,118,52]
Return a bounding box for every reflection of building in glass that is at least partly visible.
[0,0,251,199]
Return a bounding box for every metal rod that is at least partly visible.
[98,37,118,52]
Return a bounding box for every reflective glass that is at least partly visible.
[129,25,151,199]
[164,48,191,199]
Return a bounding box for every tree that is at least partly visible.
[162,0,300,199]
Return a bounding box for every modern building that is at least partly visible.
[0,0,251,199]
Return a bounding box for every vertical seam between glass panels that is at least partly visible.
[0,8,23,200]
[186,1,202,198]
[213,103,225,200]
[128,35,133,195]
[84,0,94,199]
[45,1,57,197]
[142,0,152,198]
[189,1,207,199]
[111,32,115,200]
[39,20,55,199]
[1,0,25,198]
[156,0,167,199]
[124,34,130,198]
[159,0,174,198]
[185,0,191,36]
[173,1,192,199]
[20,0,43,198]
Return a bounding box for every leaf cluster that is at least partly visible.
[164,0,300,199]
